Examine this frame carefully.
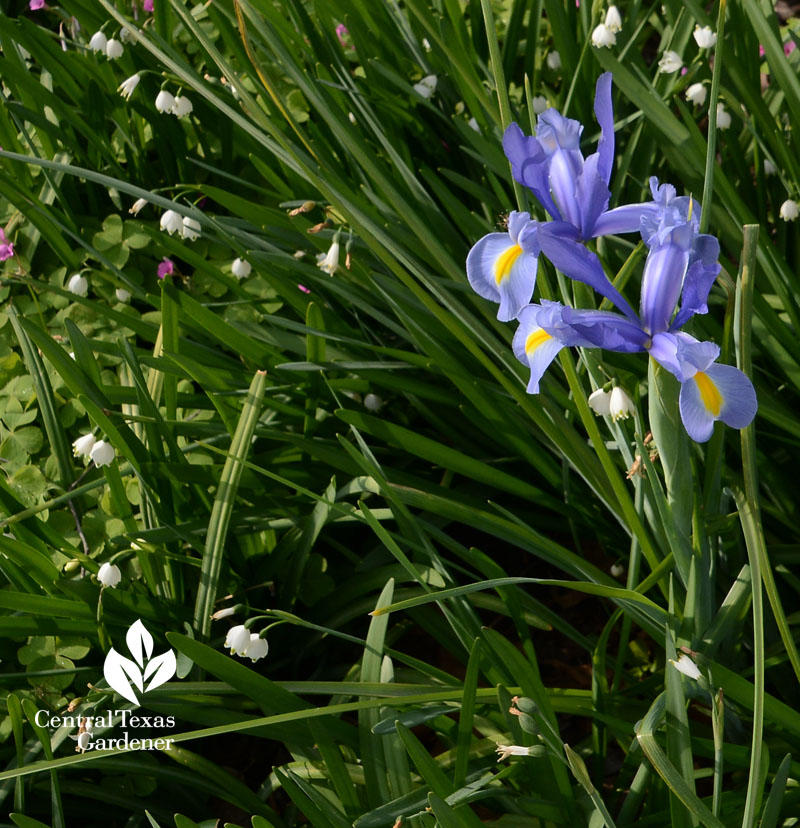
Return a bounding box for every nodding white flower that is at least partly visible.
[413,74,437,99]
[118,73,140,100]
[670,653,702,680]
[171,96,193,118]
[496,744,530,761]
[115,287,132,303]
[605,5,623,32]
[716,103,731,129]
[72,433,96,457]
[610,563,625,578]
[685,82,707,107]
[224,624,250,655]
[160,209,183,235]
[243,633,268,662]
[591,23,617,48]
[90,440,115,467]
[97,562,122,588]
[588,388,612,416]
[468,116,479,132]
[658,50,683,73]
[364,393,383,412]
[211,606,236,621]
[422,37,432,52]
[67,274,88,296]
[317,240,340,274]
[764,159,777,176]
[348,111,357,124]
[88,31,107,53]
[532,95,549,114]
[129,197,147,215]
[155,90,176,113]
[609,387,635,421]
[105,39,123,60]
[120,27,134,43]
[779,199,799,221]
[182,216,201,241]
[231,258,251,279]
[546,51,561,70]
[693,26,717,49]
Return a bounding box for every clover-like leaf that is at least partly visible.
[143,649,177,693]
[104,648,143,706]
[126,619,154,668]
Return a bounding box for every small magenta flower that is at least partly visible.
[144,0,154,11]
[157,258,174,278]
[30,0,46,10]
[97,562,122,588]
[298,284,311,294]
[335,23,353,50]
[0,229,14,261]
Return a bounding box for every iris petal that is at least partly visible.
[512,304,566,393]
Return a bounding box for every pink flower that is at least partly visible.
[0,229,13,261]
[336,24,354,50]
[30,0,46,8]
[759,44,765,57]
[144,0,154,11]
[157,258,174,279]
[785,41,796,57]
[297,284,311,294]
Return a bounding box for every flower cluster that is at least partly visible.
[224,624,268,662]
[466,74,757,442]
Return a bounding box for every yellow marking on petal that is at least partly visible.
[695,371,722,416]
[494,244,523,285]
[525,328,552,354]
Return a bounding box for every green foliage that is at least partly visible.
[0,0,797,826]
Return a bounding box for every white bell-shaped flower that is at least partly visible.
[118,74,140,100]
[68,274,88,296]
[90,440,115,467]
[160,209,183,235]
[232,258,251,279]
[588,388,612,416]
[88,31,107,53]
[317,241,340,274]
[685,83,707,107]
[716,103,731,129]
[670,653,702,680]
[224,625,250,655]
[591,23,617,48]
[72,433,96,457]
[243,634,268,662]
[658,50,683,73]
[605,5,623,32]
[172,96,193,118]
[155,90,176,113]
[115,288,132,303]
[609,387,635,421]
[546,51,561,70]
[364,393,383,412]
[105,39,124,60]
[97,562,122,588]
[779,199,799,221]
[182,216,201,241]
[693,26,717,49]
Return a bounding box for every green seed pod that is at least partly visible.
[514,696,538,714]
[517,712,539,734]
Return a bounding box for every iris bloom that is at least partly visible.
[513,180,756,441]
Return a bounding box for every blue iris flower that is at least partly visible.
[513,196,757,442]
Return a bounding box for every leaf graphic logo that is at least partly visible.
[103,619,177,706]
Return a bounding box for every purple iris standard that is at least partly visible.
[513,184,757,442]
[468,73,656,323]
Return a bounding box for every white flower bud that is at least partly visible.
[317,241,340,274]
[764,159,777,176]
[546,51,561,70]
[532,95,548,114]
[605,6,622,32]
[160,209,183,235]
[155,90,176,113]
[105,39,123,60]
[232,258,251,279]
[97,562,121,588]
[693,26,717,49]
[72,433,96,457]
[670,653,702,680]
[364,393,383,412]
[716,103,731,129]
[610,563,625,578]
[129,197,147,215]
[468,117,479,132]
[211,607,237,620]
[685,82,707,107]
[68,274,88,296]
[115,288,132,303]
[591,23,617,48]
[658,50,683,73]
[779,199,799,221]
[496,744,531,760]
[90,440,115,467]
[88,31,107,53]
